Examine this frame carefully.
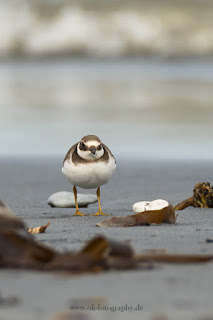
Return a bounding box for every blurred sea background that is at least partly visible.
[1,0,213,160]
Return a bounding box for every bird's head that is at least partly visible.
[77,135,104,161]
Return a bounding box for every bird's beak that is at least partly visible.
[90,146,96,154]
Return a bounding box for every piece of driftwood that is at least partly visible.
[97,204,177,227]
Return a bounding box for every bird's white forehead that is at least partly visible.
[83,140,101,147]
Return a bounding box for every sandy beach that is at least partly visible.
[0,157,213,320]
[1,0,213,318]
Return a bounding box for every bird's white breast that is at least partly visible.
[62,156,116,189]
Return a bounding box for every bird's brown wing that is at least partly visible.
[63,143,78,164]
[102,144,116,164]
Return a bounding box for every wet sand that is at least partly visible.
[0,157,213,319]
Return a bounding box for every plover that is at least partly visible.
[62,135,116,216]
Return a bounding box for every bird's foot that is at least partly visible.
[90,210,112,216]
[74,210,88,216]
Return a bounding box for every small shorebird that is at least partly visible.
[62,135,116,216]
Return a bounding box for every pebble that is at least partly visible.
[48,191,98,208]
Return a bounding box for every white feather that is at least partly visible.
[62,153,116,189]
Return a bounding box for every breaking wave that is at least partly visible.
[1,0,213,59]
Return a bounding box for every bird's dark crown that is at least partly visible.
[81,135,101,144]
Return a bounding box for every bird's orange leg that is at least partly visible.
[90,187,111,216]
[73,186,87,216]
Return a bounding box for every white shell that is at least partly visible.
[133,199,169,213]
[48,191,98,208]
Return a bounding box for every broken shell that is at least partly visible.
[133,199,169,213]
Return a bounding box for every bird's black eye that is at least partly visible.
[97,144,102,150]
[80,142,86,150]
